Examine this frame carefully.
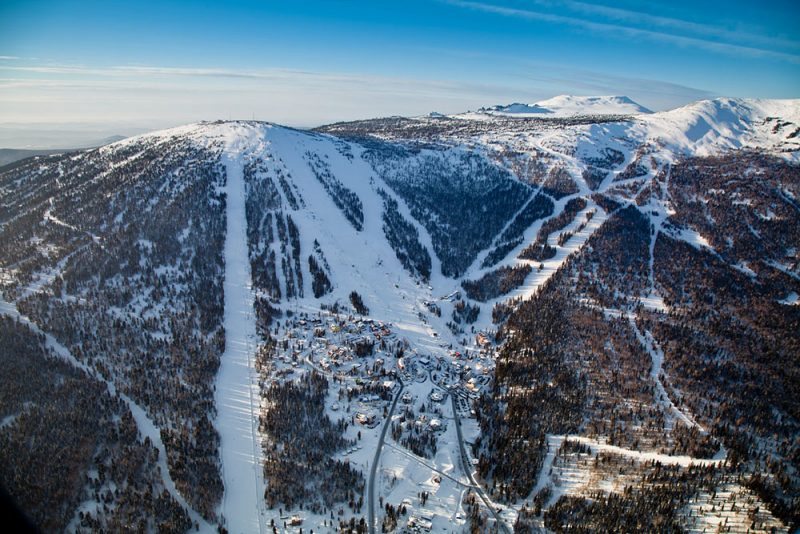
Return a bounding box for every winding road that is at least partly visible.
[367,382,404,534]
[451,394,511,534]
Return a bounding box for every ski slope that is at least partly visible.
[91,96,798,531]
[214,145,266,534]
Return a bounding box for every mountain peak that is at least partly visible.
[478,95,652,117]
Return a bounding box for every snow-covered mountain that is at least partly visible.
[1,97,799,533]
[473,94,652,117]
[640,97,800,154]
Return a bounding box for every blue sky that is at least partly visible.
[0,0,798,142]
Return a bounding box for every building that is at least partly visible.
[475,332,491,347]
[355,412,377,427]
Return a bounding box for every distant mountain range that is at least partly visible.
[474,94,654,117]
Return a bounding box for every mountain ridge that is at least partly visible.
[476,94,653,117]
[1,95,798,533]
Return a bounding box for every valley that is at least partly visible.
[0,97,798,533]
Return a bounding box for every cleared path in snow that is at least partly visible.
[368,383,404,534]
[214,152,266,534]
[451,394,512,534]
[546,435,725,468]
[0,298,213,532]
[627,318,705,432]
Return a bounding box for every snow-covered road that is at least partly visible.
[214,151,266,533]
[368,383,404,534]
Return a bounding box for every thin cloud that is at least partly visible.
[0,65,107,75]
[0,63,528,99]
[528,0,800,52]
[111,66,268,79]
[108,65,508,94]
[421,46,716,103]
[444,0,800,64]
[0,55,20,60]
[523,69,715,100]
[0,58,719,117]
[0,61,552,129]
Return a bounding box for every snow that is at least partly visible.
[457,96,800,170]
[628,319,705,432]
[517,429,728,529]
[191,122,465,532]
[530,434,564,497]
[43,203,79,232]
[779,291,799,305]
[356,100,800,367]
[0,297,213,532]
[669,225,714,251]
[680,482,787,534]
[637,98,800,160]
[640,172,671,314]
[8,94,798,531]
[519,433,728,533]
[767,259,800,281]
[193,122,484,530]
[213,138,267,534]
[733,262,758,278]
[465,199,609,337]
[516,202,607,296]
[639,292,669,312]
[472,95,652,118]
[0,411,22,429]
[261,127,456,351]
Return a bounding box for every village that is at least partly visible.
[273,306,494,420]
[258,299,502,533]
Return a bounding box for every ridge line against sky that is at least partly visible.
[0,0,798,147]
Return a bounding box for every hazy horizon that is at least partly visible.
[2,0,798,147]
[1,3,799,532]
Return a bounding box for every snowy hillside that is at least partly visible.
[473,95,652,118]
[1,96,799,533]
[639,97,800,155]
